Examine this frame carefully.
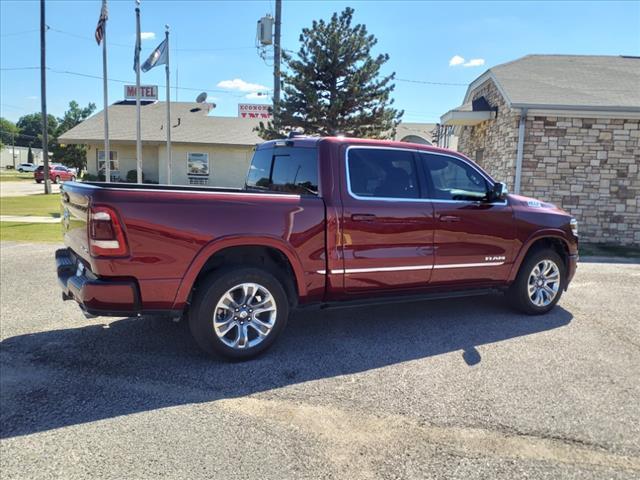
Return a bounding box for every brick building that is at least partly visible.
[441,55,640,245]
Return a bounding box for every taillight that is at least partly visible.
[89,205,128,257]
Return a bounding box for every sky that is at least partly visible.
[1,0,639,124]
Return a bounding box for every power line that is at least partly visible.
[0,67,40,71]
[48,26,255,52]
[0,28,40,38]
[396,78,467,87]
[1,65,251,97]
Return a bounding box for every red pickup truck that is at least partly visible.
[57,137,578,359]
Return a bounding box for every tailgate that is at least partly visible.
[60,183,92,263]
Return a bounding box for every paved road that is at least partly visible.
[1,242,639,479]
[0,181,60,197]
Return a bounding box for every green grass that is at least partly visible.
[0,194,61,217]
[580,243,640,259]
[0,222,63,243]
[0,171,35,182]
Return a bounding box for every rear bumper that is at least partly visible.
[56,248,140,316]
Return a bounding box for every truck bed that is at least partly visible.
[60,181,327,312]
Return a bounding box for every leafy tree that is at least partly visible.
[52,101,96,172]
[0,117,20,150]
[258,7,402,139]
[15,113,58,149]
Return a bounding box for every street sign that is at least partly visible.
[238,103,272,119]
[124,85,158,101]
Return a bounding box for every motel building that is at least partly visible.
[59,85,436,187]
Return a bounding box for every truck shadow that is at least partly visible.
[0,295,572,439]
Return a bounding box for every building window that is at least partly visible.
[97,150,119,172]
[187,152,209,177]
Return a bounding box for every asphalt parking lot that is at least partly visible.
[1,242,639,479]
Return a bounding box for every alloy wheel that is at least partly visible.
[213,282,277,349]
[527,259,560,307]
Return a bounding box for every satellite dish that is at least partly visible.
[196,92,207,103]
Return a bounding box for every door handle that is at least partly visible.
[439,215,461,223]
[351,213,377,222]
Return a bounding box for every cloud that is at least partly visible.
[463,58,485,67]
[449,55,485,68]
[449,55,465,66]
[217,78,269,93]
[245,92,268,99]
[141,32,156,41]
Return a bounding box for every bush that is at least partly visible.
[126,170,144,183]
[82,173,104,182]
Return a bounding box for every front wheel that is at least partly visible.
[70,176,76,182]
[189,267,289,360]
[35,179,42,184]
[508,249,565,314]
[18,169,24,173]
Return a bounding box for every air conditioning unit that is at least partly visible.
[257,15,274,46]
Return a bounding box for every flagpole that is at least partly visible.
[102,3,110,183]
[135,0,142,184]
[165,25,172,185]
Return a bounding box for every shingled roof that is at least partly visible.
[466,55,640,112]
[59,102,264,146]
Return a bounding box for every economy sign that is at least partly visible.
[238,103,272,119]
[124,85,159,101]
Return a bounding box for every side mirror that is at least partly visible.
[491,182,508,201]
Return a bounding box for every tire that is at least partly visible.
[54,175,60,184]
[18,169,24,173]
[36,179,42,184]
[508,248,565,315]
[189,267,290,360]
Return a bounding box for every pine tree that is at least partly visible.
[27,146,34,164]
[258,7,402,140]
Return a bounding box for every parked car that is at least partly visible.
[35,164,76,184]
[57,136,578,359]
[17,163,38,173]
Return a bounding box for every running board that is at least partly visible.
[298,287,506,311]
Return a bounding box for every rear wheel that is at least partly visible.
[508,249,565,314]
[54,175,60,184]
[36,179,42,184]
[189,267,289,360]
[18,168,24,173]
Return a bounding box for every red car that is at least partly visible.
[35,164,76,184]
[57,136,578,359]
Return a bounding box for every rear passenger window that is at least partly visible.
[347,148,419,199]
[246,147,318,195]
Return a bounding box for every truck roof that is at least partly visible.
[258,136,459,156]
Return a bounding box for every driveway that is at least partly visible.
[0,181,60,197]
[1,242,639,479]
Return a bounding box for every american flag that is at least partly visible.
[95,0,108,45]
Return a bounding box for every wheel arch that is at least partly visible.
[509,231,571,284]
[172,237,305,310]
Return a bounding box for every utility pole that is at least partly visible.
[40,0,51,194]
[273,0,282,121]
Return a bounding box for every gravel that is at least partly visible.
[1,242,639,479]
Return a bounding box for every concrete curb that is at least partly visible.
[0,215,60,224]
